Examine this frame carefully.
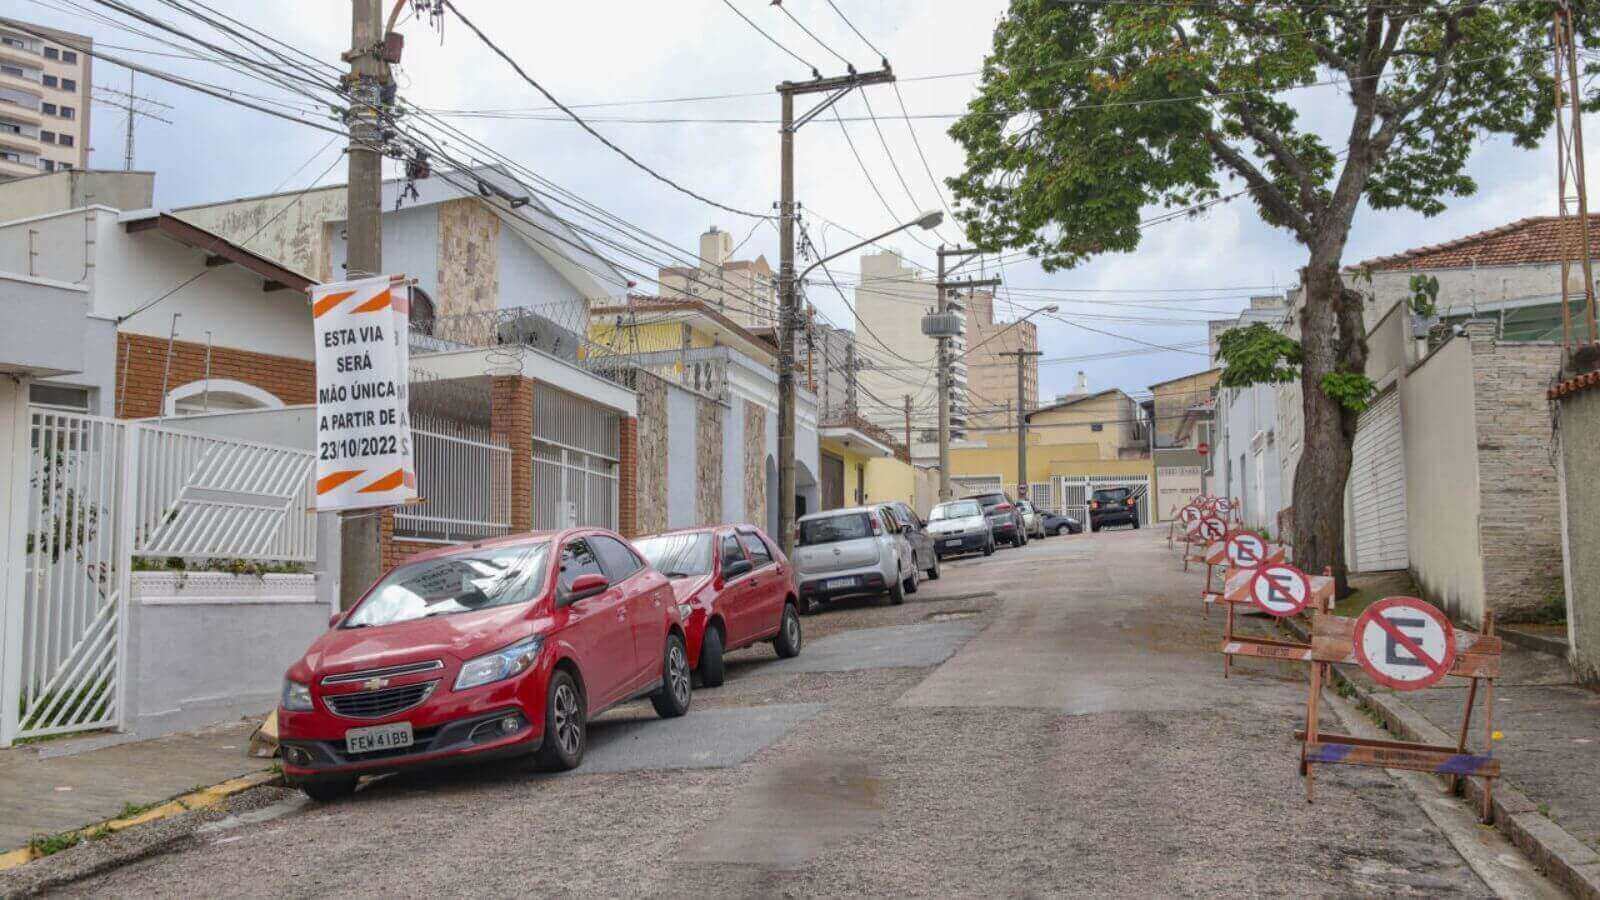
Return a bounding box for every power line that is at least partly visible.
[717,0,819,77]
[772,0,855,71]
[824,0,888,64]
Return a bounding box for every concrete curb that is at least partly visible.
[0,770,280,873]
[1280,615,1600,900]
[1498,626,1570,661]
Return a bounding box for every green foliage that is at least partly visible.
[118,800,161,820]
[1408,274,1440,318]
[947,1,1573,268]
[1319,372,1377,414]
[130,556,310,578]
[27,829,84,858]
[1215,324,1301,387]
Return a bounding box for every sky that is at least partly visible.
[16,0,1592,409]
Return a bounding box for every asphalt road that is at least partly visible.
[53,529,1552,896]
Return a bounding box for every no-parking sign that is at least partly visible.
[1353,597,1458,691]
[1197,515,1226,542]
[1249,564,1311,617]
[1225,531,1268,568]
[1180,505,1201,526]
[1217,498,1233,516]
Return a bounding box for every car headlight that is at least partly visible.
[281,678,314,711]
[676,603,693,619]
[454,636,544,691]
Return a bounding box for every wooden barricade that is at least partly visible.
[1296,607,1501,821]
[1215,562,1330,678]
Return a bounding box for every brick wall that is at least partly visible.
[619,416,639,537]
[1467,323,1565,618]
[491,376,534,532]
[116,332,313,419]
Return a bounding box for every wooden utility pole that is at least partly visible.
[903,394,913,451]
[1002,349,1042,499]
[340,0,388,607]
[933,245,999,501]
[1553,0,1597,352]
[776,67,894,555]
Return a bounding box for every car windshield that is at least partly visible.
[633,533,713,578]
[343,542,550,628]
[931,500,982,520]
[1093,488,1132,502]
[799,512,873,546]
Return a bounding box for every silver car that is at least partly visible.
[792,506,918,613]
[926,499,995,558]
[1017,500,1047,539]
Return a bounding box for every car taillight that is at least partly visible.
[870,517,882,535]
[1090,501,1099,510]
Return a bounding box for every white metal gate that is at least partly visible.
[532,385,619,530]
[4,410,317,745]
[12,410,129,741]
[951,474,1004,499]
[1348,389,1408,572]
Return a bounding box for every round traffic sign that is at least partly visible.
[1180,505,1201,525]
[1216,498,1233,515]
[1226,530,1269,568]
[1249,564,1311,617]
[1198,442,1210,456]
[1198,515,1226,542]
[1353,597,1457,691]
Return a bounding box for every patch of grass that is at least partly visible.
[1539,802,1552,818]
[86,824,113,842]
[117,800,160,820]
[1336,680,1357,700]
[1508,592,1567,627]
[26,830,83,858]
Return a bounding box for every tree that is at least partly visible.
[947,0,1586,592]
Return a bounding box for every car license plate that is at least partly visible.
[943,539,963,548]
[823,577,856,590]
[345,721,413,754]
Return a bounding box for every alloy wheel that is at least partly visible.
[669,643,690,706]
[553,682,581,756]
[785,610,801,649]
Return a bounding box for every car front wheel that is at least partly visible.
[927,553,940,580]
[651,634,692,718]
[535,669,585,771]
[698,626,725,688]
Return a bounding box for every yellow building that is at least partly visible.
[948,388,1155,523]
[818,419,920,512]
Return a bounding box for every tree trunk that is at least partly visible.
[1292,253,1367,597]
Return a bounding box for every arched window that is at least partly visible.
[164,379,285,417]
[409,287,437,336]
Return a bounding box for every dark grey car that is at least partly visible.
[880,501,940,581]
[967,491,1027,547]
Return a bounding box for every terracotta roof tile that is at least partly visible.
[1353,215,1600,272]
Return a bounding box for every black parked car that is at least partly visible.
[1089,487,1140,531]
[1040,511,1082,535]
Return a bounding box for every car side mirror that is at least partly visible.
[724,558,752,578]
[565,573,610,604]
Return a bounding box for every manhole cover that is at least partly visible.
[927,610,981,622]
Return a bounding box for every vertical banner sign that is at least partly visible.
[311,275,416,511]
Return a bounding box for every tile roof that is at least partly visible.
[1550,368,1600,400]
[1353,215,1600,272]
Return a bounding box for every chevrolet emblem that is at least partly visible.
[362,676,389,691]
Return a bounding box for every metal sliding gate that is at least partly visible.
[4,409,316,746]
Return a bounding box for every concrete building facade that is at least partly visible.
[658,226,777,332]
[963,290,1039,430]
[853,250,967,438]
[0,21,91,179]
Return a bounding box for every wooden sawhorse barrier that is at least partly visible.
[1215,561,1330,678]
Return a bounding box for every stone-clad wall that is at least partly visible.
[696,399,723,525]
[635,375,669,534]
[1557,384,1600,681]
[744,401,767,527]
[1467,323,1564,619]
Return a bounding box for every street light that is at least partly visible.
[778,210,945,556]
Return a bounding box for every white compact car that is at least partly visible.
[926,499,995,558]
[792,506,918,613]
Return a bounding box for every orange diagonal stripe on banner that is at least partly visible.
[351,289,392,314]
[312,290,356,319]
[359,468,405,493]
[317,470,364,494]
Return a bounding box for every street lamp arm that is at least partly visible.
[954,304,1059,363]
[797,211,943,284]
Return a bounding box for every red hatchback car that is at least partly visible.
[277,528,691,801]
[633,525,802,687]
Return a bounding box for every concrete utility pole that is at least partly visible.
[1002,349,1042,498]
[776,67,895,555]
[340,0,388,607]
[933,245,1000,501]
[903,394,913,451]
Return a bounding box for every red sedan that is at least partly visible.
[633,525,802,687]
[277,528,691,801]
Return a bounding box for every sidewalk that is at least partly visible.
[1270,607,1600,895]
[0,720,272,854]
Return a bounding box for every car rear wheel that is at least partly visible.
[650,634,692,718]
[297,776,357,803]
[535,670,586,771]
[774,603,802,658]
[927,553,940,580]
[1132,518,1141,529]
[983,538,994,556]
[904,564,919,595]
[887,570,906,605]
[698,626,725,688]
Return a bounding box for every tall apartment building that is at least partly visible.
[963,290,1039,429]
[0,22,91,179]
[659,225,777,331]
[853,250,968,439]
